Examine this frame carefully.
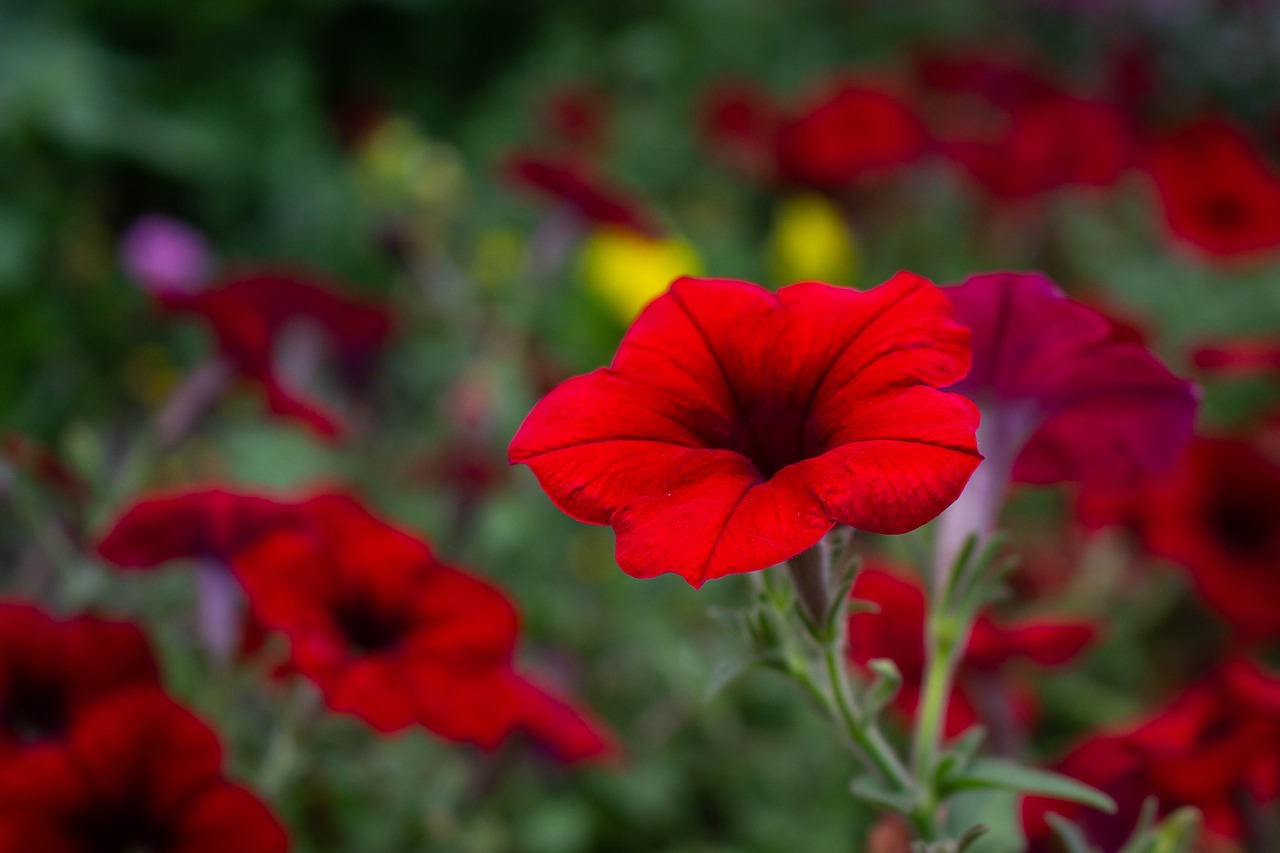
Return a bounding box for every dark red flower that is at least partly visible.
[0,604,158,755]
[945,96,1132,199]
[774,83,929,189]
[504,154,659,236]
[233,494,615,760]
[96,489,302,570]
[700,82,782,182]
[540,85,610,155]
[1023,660,1280,851]
[1147,118,1280,259]
[95,489,309,662]
[914,49,1057,113]
[509,273,981,586]
[0,689,287,853]
[1192,338,1280,377]
[1135,437,1280,638]
[933,273,1195,568]
[160,267,392,439]
[847,567,1094,737]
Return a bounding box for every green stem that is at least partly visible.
[821,638,914,795]
[909,610,969,842]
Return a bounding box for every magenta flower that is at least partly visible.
[935,272,1197,568]
[119,215,212,296]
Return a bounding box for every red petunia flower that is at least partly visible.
[0,603,158,755]
[95,489,307,662]
[504,154,660,236]
[934,272,1196,565]
[773,83,930,190]
[1130,437,1280,638]
[1022,660,1280,851]
[846,567,1095,737]
[160,267,392,439]
[1147,118,1280,259]
[0,688,287,852]
[96,489,302,571]
[233,493,615,761]
[945,95,1132,199]
[509,273,981,586]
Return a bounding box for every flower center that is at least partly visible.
[333,602,408,655]
[1202,195,1248,230]
[1209,500,1276,559]
[1,675,69,744]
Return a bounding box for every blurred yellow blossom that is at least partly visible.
[579,227,701,322]
[470,227,526,292]
[355,118,468,217]
[768,194,858,286]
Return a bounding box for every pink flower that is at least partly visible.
[119,215,212,296]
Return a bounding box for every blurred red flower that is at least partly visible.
[0,603,158,756]
[509,273,981,586]
[913,49,1057,112]
[773,83,930,189]
[96,489,301,570]
[948,271,1195,488]
[945,96,1132,199]
[233,493,615,761]
[1023,660,1280,851]
[160,267,392,439]
[1098,437,1280,639]
[703,80,929,190]
[846,567,1095,738]
[504,154,660,236]
[1192,338,1280,377]
[1147,118,1280,259]
[0,689,287,852]
[936,272,1196,565]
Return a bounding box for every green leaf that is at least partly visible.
[1146,808,1201,853]
[703,652,782,703]
[935,726,986,782]
[863,658,902,717]
[849,773,915,814]
[1046,814,1097,853]
[941,758,1117,815]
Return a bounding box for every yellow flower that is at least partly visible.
[355,118,467,215]
[578,227,702,322]
[768,194,858,286]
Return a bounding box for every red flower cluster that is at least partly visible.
[846,567,1095,738]
[509,273,981,586]
[702,79,929,190]
[1147,118,1280,259]
[0,689,287,852]
[231,493,615,762]
[1023,660,1280,851]
[0,603,285,851]
[98,488,614,762]
[1082,437,1280,639]
[160,267,392,439]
